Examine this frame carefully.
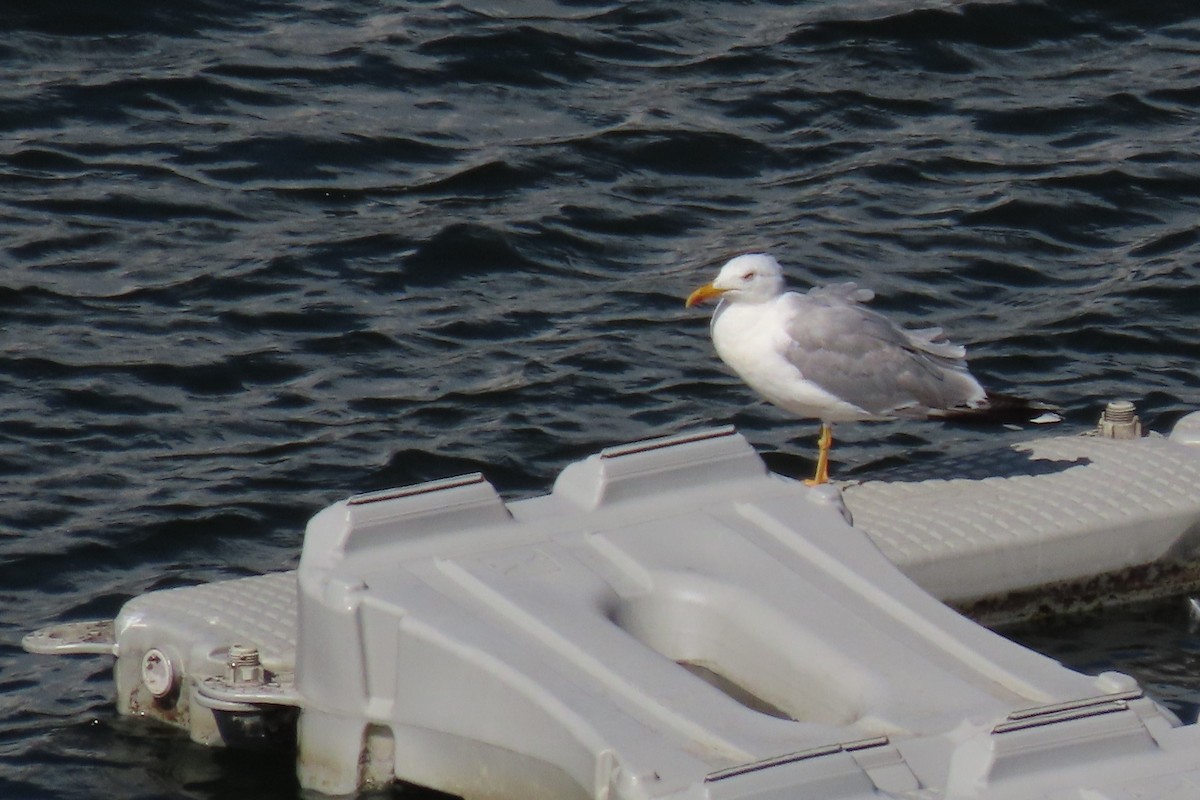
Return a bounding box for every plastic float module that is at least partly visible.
[23,407,1200,800]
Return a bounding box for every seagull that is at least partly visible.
[686,253,1055,485]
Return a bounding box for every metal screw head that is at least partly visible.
[226,643,263,686]
[1098,400,1142,439]
[1103,400,1136,423]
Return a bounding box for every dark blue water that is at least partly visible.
[3,1,1200,797]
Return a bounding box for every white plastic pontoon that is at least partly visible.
[24,403,1200,799]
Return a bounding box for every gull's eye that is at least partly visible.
[741,271,755,281]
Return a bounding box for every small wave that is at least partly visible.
[790,1,1074,50]
[17,193,247,224]
[409,159,541,198]
[959,197,1158,247]
[1130,228,1200,258]
[974,93,1183,137]
[575,127,787,179]
[184,133,457,185]
[400,222,542,286]
[3,0,277,37]
[368,447,540,496]
[415,20,680,87]
[7,231,118,262]
[53,386,178,417]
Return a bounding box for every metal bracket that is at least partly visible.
[22,621,117,656]
[196,672,302,709]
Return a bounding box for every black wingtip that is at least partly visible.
[936,392,1063,425]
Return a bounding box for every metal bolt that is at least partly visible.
[227,643,263,686]
[1098,400,1142,439]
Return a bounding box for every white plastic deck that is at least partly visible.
[23,411,1200,800]
[844,427,1200,619]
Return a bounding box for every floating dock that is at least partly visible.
[24,403,1200,799]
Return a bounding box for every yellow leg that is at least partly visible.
[805,422,833,486]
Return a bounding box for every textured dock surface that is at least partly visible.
[120,570,298,670]
[842,433,1200,620]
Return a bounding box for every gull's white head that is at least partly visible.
[685,253,786,308]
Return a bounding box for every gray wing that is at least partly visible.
[782,284,983,416]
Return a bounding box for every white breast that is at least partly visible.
[710,299,873,423]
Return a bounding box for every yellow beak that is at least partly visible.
[685,282,726,308]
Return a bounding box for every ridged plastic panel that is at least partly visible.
[844,436,1200,566]
[120,570,297,669]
